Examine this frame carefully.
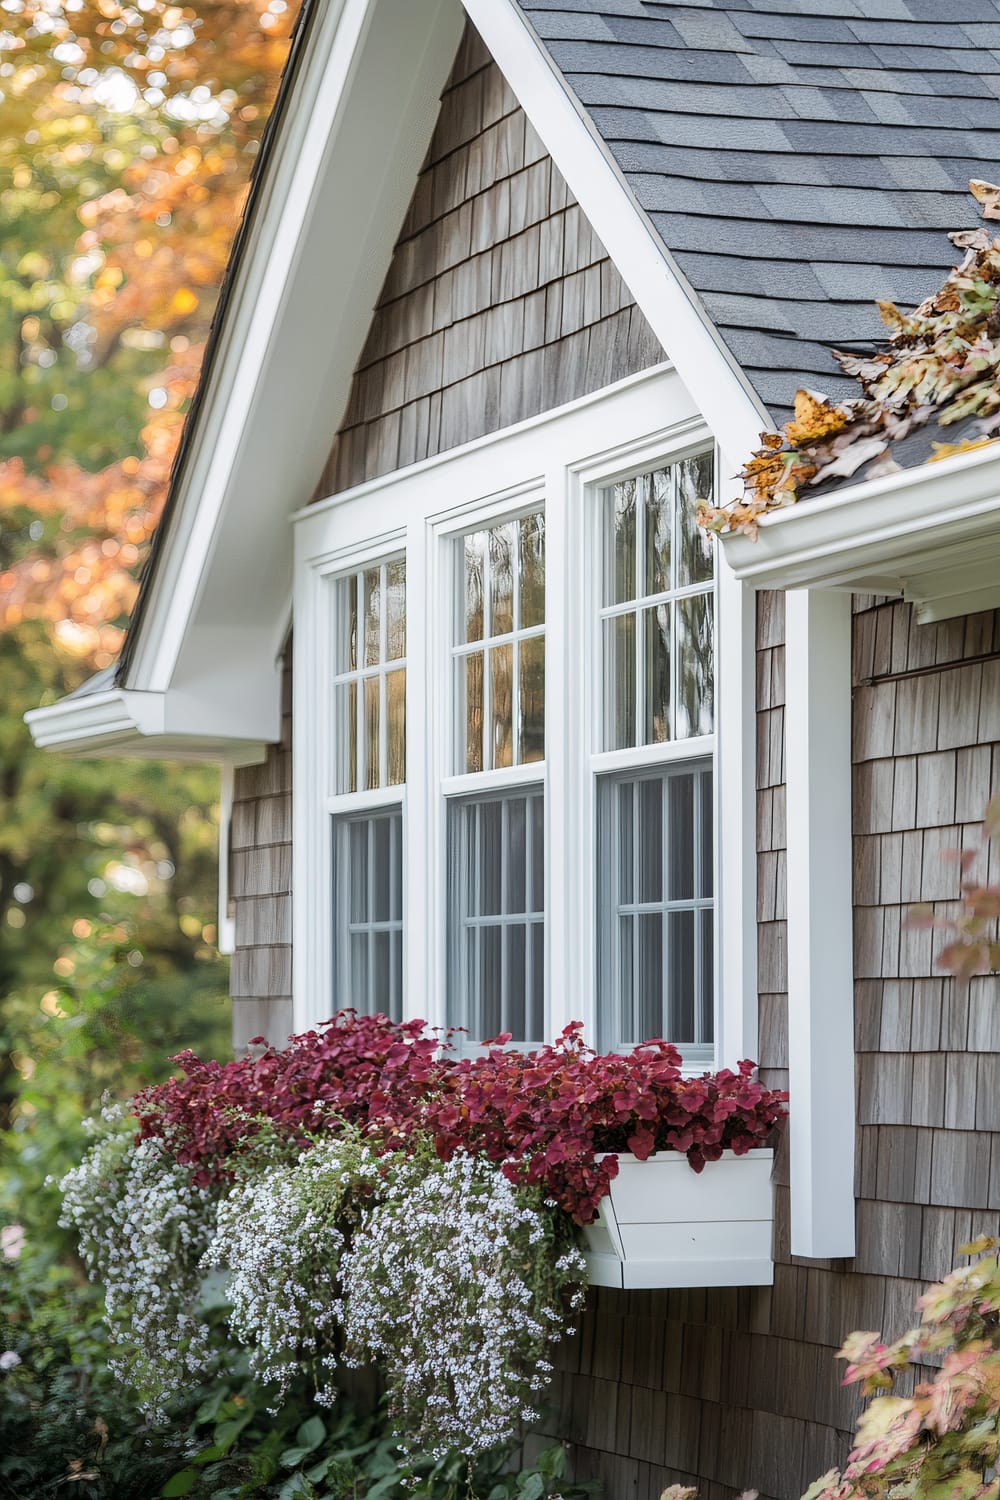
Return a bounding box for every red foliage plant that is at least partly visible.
[134,1013,787,1224]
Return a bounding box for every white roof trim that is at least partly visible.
[462,0,769,476]
[720,441,1000,622]
[25,689,268,765]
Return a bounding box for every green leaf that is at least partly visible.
[161,1472,198,1498]
[280,1447,313,1470]
[516,1475,545,1500]
[296,1415,327,1452]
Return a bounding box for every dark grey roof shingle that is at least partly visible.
[517,0,1000,422]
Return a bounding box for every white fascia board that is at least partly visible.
[24,688,268,766]
[124,0,464,698]
[721,441,1000,620]
[461,0,769,478]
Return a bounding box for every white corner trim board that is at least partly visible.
[784,590,856,1261]
[721,441,1000,622]
[581,1149,775,1290]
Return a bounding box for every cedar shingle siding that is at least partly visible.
[316,24,664,495]
[230,645,293,1050]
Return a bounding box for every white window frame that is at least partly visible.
[293,364,756,1065]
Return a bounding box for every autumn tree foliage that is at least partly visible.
[1,0,295,667]
[0,2,296,1146]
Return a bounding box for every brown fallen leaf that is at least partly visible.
[970,179,1000,220]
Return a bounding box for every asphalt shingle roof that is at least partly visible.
[516,0,1000,424]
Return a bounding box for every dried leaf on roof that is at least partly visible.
[699,185,1000,538]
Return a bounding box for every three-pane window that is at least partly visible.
[322,448,716,1060]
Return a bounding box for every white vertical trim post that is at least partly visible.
[784,588,856,1259]
[217,762,237,956]
[715,552,758,1069]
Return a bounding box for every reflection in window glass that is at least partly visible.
[334,558,406,793]
[454,511,545,773]
[599,456,714,751]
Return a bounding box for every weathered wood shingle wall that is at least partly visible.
[229,645,292,1050]
[316,23,664,495]
[535,595,1000,1500]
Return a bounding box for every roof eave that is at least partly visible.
[720,443,1000,623]
[24,686,270,765]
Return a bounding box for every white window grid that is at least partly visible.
[598,460,714,753]
[447,785,545,1043]
[333,805,404,1020]
[333,558,406,793]
[451,514,545,776]
[597,759,714,1061]
[294,368,754,1071]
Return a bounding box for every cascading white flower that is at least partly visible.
[57,1126,218,1421]
[202,1132,383,1407]
[339,1150,587,1459]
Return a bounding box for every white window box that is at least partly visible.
[580,1147,774,1289]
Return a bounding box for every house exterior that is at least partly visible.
[25,2,1000,1496]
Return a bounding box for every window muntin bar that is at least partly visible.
[333,558,406,793]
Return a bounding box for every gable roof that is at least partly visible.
[516,0,1000,422]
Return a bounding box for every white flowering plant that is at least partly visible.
[203,1129,383,1408]
[56,1111,219,1421]
[340,1144,587,1461]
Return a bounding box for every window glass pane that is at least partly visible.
[386,559,406,660]
[676,592,714,738]
[363,567,381,667]
[336,681,357,795]
[603,612,636,751]
[490,642,513,770]
[489,522,516,637]
[519,513,545,627]
[604,478,636,605]
[464,534,485,643]
[597,764,713,1053]
[363,674,380,790]
[333,807,404,1023]
[343,574,358,672]
[644,468,672,597]
[518,636,545,764]
[637,776,663,905]
[667,773,695,900]
[387,667,405,786]
[463,652,484,773]
[448,787,544,1043]
[642,604,670,745]
[677,453,715,588]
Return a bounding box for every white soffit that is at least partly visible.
[721,442,1000,623]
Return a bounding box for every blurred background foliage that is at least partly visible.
[0,0,296,1208]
